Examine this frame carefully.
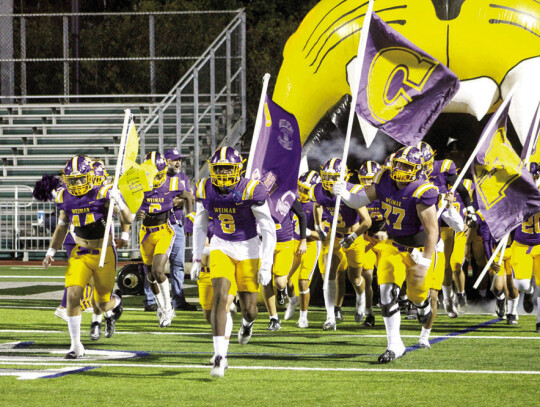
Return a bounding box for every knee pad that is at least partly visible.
[513,278,531,293]
[414,297,432,323]
[380,283,400,317]
[146,274,157,284]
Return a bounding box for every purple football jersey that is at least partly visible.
[374,169,438,237]
[514,213,540,246]
[140,176,179,214]
[276,211,294,242]
[429,159,456,194]
[293,201,315,240]
[55,185,112,227]
[310,183,361,229]
[196,177,268,242]
[169,171,191,223]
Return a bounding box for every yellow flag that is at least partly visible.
[123,120,139,172]
[117,118,157,212]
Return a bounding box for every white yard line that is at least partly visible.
[0,329,539,340]
[0,276,64,279]
[0,360,537,375]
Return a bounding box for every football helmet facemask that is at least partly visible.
[357,161,382,186]
[63,155,94,196]
[297,170,321,202]
[390,146,424,183]
[208,146,244,188]
[92,160,109,186]
[321,158,348,192]
[417,141,435,177]
[144,152,168,188]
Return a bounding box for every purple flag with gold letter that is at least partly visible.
[472,97,540,241]
[355,12,460,146]
[249,95,301,223]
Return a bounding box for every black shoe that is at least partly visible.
[105,316,116,338]
[523,292,534,314]
[495,298,506,318]
[90,321,101,341]
[378,349,399,364]
[175,302,197,311]
[506,314,518,325]
[536,322,540,333]
[276,289,287,306]
[334,307,344,321]
[144,303,158,312]
[64,349,84,359]
[457,293,467,308]
[267,318,281,331]
[362,314,375,327]
[111,290,123,321]
[238,323,253,345]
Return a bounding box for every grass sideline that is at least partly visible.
[0,264,539,406]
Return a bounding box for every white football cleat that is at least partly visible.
[417,337,431,349]
[322,318,337,331]
[284,297,299,320]
[158,308,175,328]
[297,316,309,328]
[210,355,228,378]
[65,343,85,359]
[54,306,68,322]
[238,323,253,345]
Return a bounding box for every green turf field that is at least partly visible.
[0,264,539,406]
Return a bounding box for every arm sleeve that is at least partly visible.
[441,205,465,232]
[342,187,372,209]
[192,201,209,261]
[291,199,307,239]
[447,173,472,208]
[251,202,277,268]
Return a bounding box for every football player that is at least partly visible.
[357,161,386,327]
[284,171,322,328]
[163,148,197,311]
[137,152,179,328]
[334,146,439,363]
[417,141,474,317]
[509,162,540,331]
[191,146,276,378]
[311,158,372,330]
[184,212,238,362]
[262,197,307,331]
[43,155,131,359]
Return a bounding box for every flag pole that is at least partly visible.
[245,73,271,178]
[99,109,132,267]
[436,86,517,218]
[523,102,540,164]
[324,0,374,290]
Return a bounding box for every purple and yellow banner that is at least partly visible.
[355,12,459,146]
[249,95,301,223]
[473,98,540,241]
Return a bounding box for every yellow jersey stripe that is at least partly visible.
[170,177,178,191]
[186,212,195,223]
[196,178,207,199]
[413,183,438,199]
[243,180,259,200]
[97,185,113,200]
[441,159,454,173]
[351,184,363,193]
[308,185,316,201]
[56,188,65,204]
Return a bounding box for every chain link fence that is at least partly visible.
[0,10,242,102]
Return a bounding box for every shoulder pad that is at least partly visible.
[441,159,456,173]
[350,184,363,194]
[97,184,113,200]
[196,178,209,200]
[242,179,263,201]
[412,182,439,199]
[55,188,65,204]
[169,176,180,192]
[373,168,386,184]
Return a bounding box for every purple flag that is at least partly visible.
[520,102,540,162]
[472,98,540,241]
[249,95,302,223]
[355,12,460,146]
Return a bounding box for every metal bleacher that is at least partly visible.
[0,10,246,198]
[0,10,246,259]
